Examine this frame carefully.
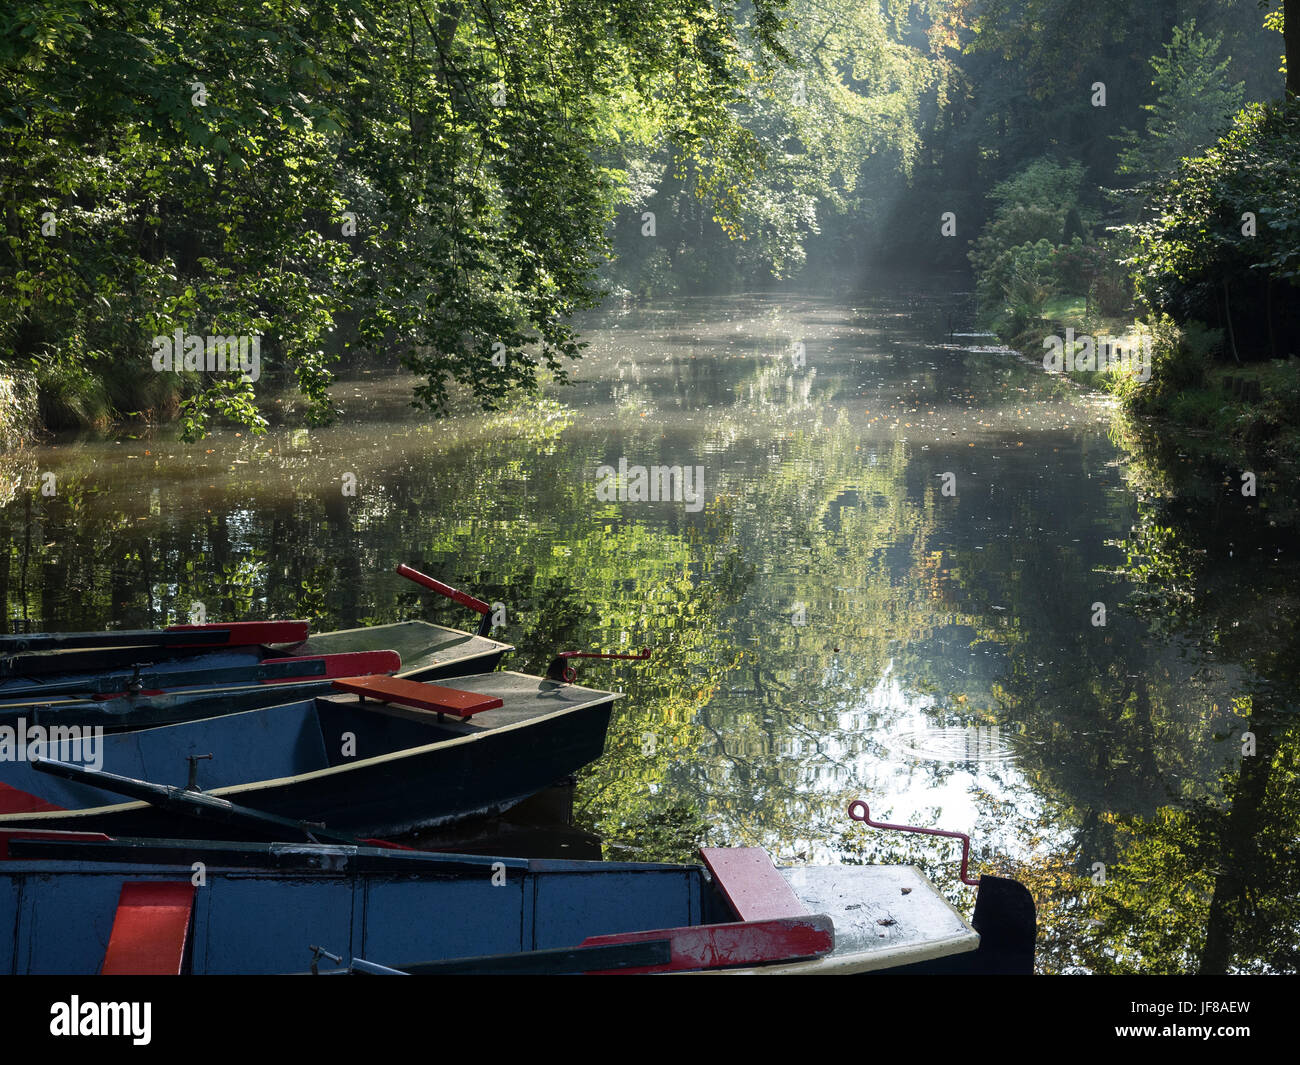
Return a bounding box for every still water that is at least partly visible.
[2,291,1296,974]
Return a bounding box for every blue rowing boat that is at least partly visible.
[0,668,621,834]
[0,826,1036,975]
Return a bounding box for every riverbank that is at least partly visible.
[1000,297,1300,469]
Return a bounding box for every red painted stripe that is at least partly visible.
[101,882,196,975]
[580,914,834,973]
[356,837,416,850]
[164,620,310,647]
[264,650,402,682]
[0,829,112,860]
[700,847,809,921]
[0,782,64,816]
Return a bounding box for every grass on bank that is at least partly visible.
[1004,292,1300,463]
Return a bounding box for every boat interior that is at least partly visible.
[0,672,617,816]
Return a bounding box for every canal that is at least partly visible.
[2,288,1295,974]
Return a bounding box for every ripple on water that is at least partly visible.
[884,726,1019,765]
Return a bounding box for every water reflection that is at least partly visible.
[1,292,1296,973]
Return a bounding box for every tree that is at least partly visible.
[607,0,956,293]
[1126,102,1300,358]
[0,0,794,438]
[1263,0,1300,98]
[1291,0,1300,97]
[1114,21,1245,182]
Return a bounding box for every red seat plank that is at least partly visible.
[263,650,402,682]
[580,914,834,973]
[331,675,503,718]
[165,620,310,647]
[700,847,809,922]
[101,882,196,975]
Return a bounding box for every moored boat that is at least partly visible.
[0,666,623,835]
[0,565,514,721]
[0,810,1035,975]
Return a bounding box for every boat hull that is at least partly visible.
[0,674,616,836]
[0,840,1034,975]
[0,846,707,975]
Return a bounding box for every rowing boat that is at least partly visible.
[0,566,514,719]
[0,668,620,835]
[0,821,1035,975]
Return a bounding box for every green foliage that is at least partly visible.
[178,379,269,441]
[1114,20,1245,183]
[0,371,38,447]
[1115,314,1206,412]
[969,205,1062,283]
[30,350,111,431]
[970,158,1087,303]
[1001,239,1057,333]
[969,157,1096,330]
[987,156,1087,215]
[1089,244,1136,317]
[1050,239,1107,295]
[1125,100,1300,335]
[610,0,956,292]
[0,0,794,437]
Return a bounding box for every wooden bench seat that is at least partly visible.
[700,847,810,921]
[332,675,503,719]
[101,882,196,975]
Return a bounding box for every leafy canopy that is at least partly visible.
[0,0,792,438]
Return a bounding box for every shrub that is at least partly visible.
[1090,259,1134,317]
[1050,238,1104,294]
[971,157,1096,330]
[1124,101,1300,359]
[32,349,112,431]
[970,205,1065,282]
[1113,314,1209,414]
[999,240,1059,334]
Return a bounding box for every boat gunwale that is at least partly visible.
[0,620,515,709]
[0,851,700,876]
[272,618,514,661]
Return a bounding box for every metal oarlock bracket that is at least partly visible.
[546,648,651,683]
[309,945,342,976]
[185,753,213,791]
[848,800,982,886]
